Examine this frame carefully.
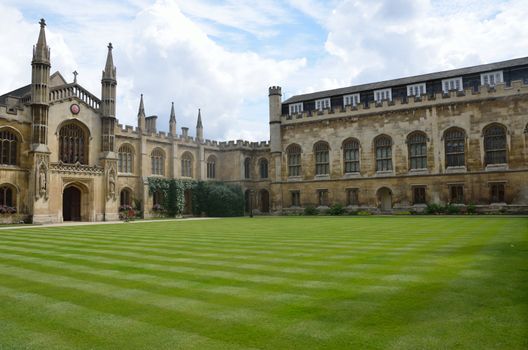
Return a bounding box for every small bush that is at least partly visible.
[328,204,346,216]
[425,203,444,214]
[445,203,460,215]
[304,206,319,216]
[348,211,358,216]
[394,211,412,215]
[467,203,477,215]
[357,210,372,216]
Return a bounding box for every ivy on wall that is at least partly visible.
[147,178,194,217]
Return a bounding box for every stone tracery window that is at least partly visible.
[120,188,132,206]
[343,138,360,173]
[118,144,134,173]
[151,148,165,176]
[444,127,465,167]
[375,135,392,171]
[484,124,507,165]
[314,141,330,175]
[287,144,301,177]
[259,158,268,179]
[181,152,193,177]
[0,185,15,208]
[244,157,251,179]
[207,155,216,179]
[59,123,87,164]
[0,130,17,165]
[408,131,427,170]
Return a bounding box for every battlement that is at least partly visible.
[218,139,270,150]
[269,86,282,96]
[282,81,528,125]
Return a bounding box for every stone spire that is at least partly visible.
[138,94,146,131]
[32,18,50,64]
[102,43,116,81]
[169,102,177,136]
[196,108,203,141]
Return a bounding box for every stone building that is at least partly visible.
[0,20,527,223]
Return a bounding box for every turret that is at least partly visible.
[169,102,177,136]
[31,18,51,145]
[196,108,203,142]
[268,86,282,153]
[137,94,146,131]
[101,43,117,152]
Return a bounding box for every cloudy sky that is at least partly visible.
[1,0,527,141]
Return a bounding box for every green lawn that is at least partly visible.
[0,217,526,349]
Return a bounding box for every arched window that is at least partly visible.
[151,148,165,175]
[118,144,134,173]
[207,155,216,179]
[120,188,132,206]
[287,144,301,176]
[181,152,193,177]
[59,123,87,164]
[0,185,15,209]
[259,158,268,179]
[153,190,164,207]
[408,132,427,170]
[484,124,507,165]
[444,127,465,167]
[0,130,17,165]
[314,142,330,175]
[375,136,392,171]
[244,157,251,179]
[343,138,360,173]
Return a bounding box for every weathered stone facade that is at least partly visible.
[1,20,527,223]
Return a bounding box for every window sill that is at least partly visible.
[343,172,361,179]
[375,170,394,177]
[314,174,330,180]
[287,176,302,182]
[446,166,466,173]
[485,163,508,171]
[408,168,428,175]
[118,172,136,177]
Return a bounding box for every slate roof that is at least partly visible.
[283,57,528,104]
[0,84,31,105]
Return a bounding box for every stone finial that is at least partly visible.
[73,70,78,83]
[33,18,50,63]
[102,42,116,80]
[196,108,203,129]
[39,18,46,28]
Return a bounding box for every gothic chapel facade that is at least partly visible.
[1,20,527,223]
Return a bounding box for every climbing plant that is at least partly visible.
[147,178,194,217]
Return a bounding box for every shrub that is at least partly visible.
[425,203,444,214]
[328,204,346,216]
[118,205,136,221]
[357,210,372,216]
[394,211,412,215]
[0,205,17,214]
[467,203,477,215]
[348,211,358,216]
[304,206,319,216]
[192,182,244,217]
[445,203,460,215]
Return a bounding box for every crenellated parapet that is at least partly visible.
[282,81,528,125]
[218,139,270,151]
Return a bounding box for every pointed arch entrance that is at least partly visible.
[377,187,392,212]
[63,186,82,221]
[259,189,270,213]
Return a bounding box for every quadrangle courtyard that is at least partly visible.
[0,216,526,349]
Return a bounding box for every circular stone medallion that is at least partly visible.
[70,103,80,115]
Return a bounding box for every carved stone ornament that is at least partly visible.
[106,165,117,201]
[35,155,49,200]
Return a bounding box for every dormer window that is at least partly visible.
[289,102,303,115]
[315,98,331,111]
[442,77,463,93]
[481,71,503,87]
[343,94,360,107]
[374,88,392,103]
[407,83,426,97]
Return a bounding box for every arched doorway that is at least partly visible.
[183,189,192,215]
[377,187,392,212]
[259,189,270,213]
[63,186,82,221]
[244,190,251,213]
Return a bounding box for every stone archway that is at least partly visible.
[259,189,270,213]
[377,187,392,212]
[183,189,192,215]
[63,185,82,221]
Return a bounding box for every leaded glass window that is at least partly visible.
[484,125,507,165]
[151,148,165,176]
[118,144,133,173]
[343,139,360,173]
[314,142,330,175]
[0,130,17,165]
[375,136,392,171]
[408,132,427,170]
[287,144,301,177]
[444,128,465,167]
[59,123,87,164]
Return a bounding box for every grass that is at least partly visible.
[0,217,526,349]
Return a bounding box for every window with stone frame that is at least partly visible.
[0,185,14,207]
[287,144,302,177]
[449,185,464,204]
[259,158,268,179]
[153,190,165,207]
[444,127,465,167]
[413,186,426,204]
[207,156,216,179]
[151,148,165,176]
[314,142,330,175]
[120,188,132,206]
[291,191,300,207]
[0,130,17,165]
[375,136,392,171]
[244,157,251,179]
[118,144,134,173]
[408,132,427,170]
[490,183,505,203]
[484,124,507,165]
[317,189,329,206]
[346,188,359,206]
[181,153,193,177]
[343,138,360,173]
[59,123,87,164]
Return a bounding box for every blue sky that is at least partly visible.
[0,0,527,141]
